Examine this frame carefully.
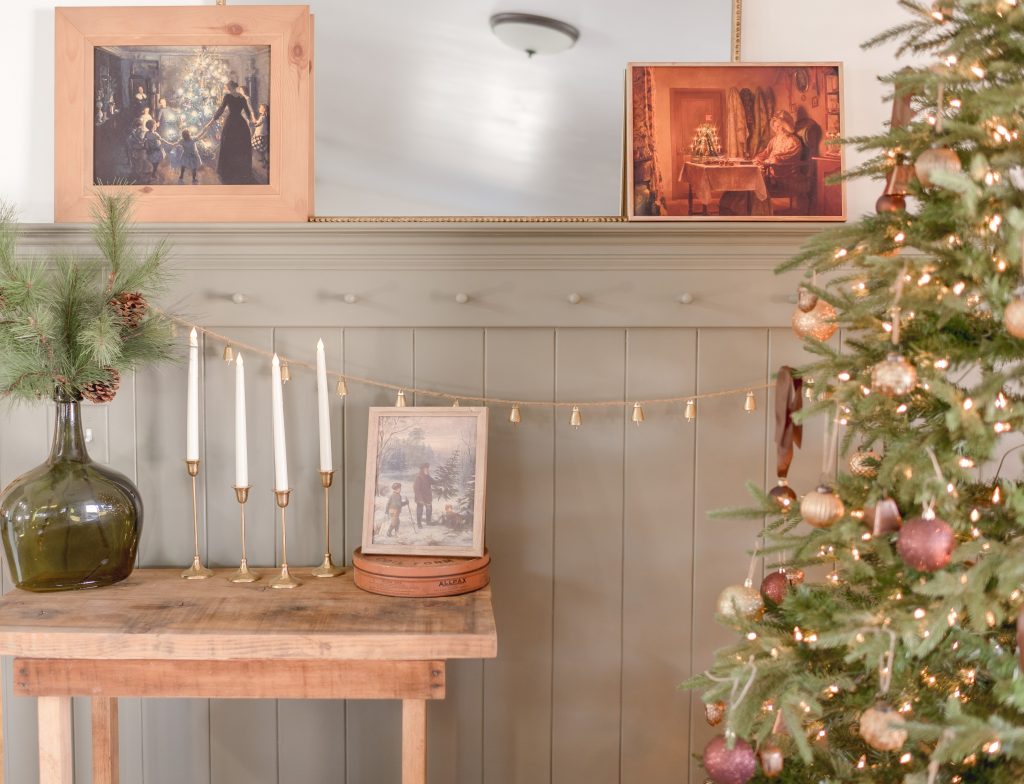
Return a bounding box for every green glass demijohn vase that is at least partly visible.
[0,388,142,591]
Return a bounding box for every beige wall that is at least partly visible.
[1,223,834,783]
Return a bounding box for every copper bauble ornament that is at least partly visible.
[705,700,727,727]
[792,299,837,342]
[800,485,845,528]
[915,146,962,188]
[759,743,784,778]
[871,353,917,397]
[859,704,908,752]
[897,511,956,572]
[716,583,764,621]
[785,567,805,587]
[1004,298,1024,339]
[865,497,902,537]
[849,449,881,478]
[760,571,790,607]
[703,735,757,784]
[768,479,798,510]
[875,193,906,214]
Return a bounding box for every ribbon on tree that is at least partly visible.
[774,366,802,479]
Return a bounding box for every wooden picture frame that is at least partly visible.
[362,407,488,558]
[627,62,846,222]
[55,5,312,223]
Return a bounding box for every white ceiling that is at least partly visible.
[250,0,733,215]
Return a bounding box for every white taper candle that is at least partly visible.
[186,327,199,461]
[316,338,332,472]
[235,353,248,488]
[271,353,289,492]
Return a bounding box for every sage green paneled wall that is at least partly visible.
[0,324,825,784]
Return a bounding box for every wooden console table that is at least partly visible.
[0,569,497,784]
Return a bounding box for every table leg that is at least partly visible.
[688,183,694,216]
[402,699,427,784]
[37,696,73,784]
[92,697,119,784]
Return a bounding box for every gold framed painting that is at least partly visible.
[627,62,845,222]
[362,407,488,558]
[55,5,312,223]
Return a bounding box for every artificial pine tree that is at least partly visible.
[687,1,1024,782]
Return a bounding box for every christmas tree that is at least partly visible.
[169,48,231,153]
[687,2,1024,782]
[692,120,723,159]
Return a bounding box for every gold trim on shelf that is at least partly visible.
[308,215,628,223]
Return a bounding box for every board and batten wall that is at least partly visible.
[0,223,838,783]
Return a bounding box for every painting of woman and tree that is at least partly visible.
[628,63,844,221]
[93,45,270,186]
[362,408,488,557]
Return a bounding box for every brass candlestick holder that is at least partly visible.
[311,470,343,578]
[181,460,213,580]
[229,486,259,583]
[270,489,300,589]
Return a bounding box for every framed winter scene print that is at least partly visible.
[55,5,312,222]
[362,407,488,558]
[627,62,845,221]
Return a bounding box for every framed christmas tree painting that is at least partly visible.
[55,5,312,222]
[627,62,845,221]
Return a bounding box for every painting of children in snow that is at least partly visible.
[362,408,488,557]
[93,45,270,186]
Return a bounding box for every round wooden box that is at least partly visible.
[352,548,490,598]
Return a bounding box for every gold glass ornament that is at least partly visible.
[632,401,645,425]
[759,743,784,778]
[859,704,908,752]
[716,581,764,621]
[336,379,348,397]
[915,146,962,188]
[871,353,917,397]
[704,700,727,727]
[570,405,582,428]
[849,449,881,478]
[1004,298,1024,339]
[509,403,522,425]
[223,344,235,364]
[791,299,837,341]
[800,485,845,528]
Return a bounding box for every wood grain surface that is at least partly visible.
[0,569,496,662]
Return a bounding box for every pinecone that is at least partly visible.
[81,368,121,405]
[110,291,149,328]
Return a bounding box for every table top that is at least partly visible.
[0,569,497,662]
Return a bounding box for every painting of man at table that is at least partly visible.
[629,63,844,221]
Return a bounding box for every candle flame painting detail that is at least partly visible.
[362,408,488,558]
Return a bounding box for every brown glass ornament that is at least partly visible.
[871,353,917,397]
[705,700,727,727]
[865,497,902,536]
[800,485,845,528]
[768,479,798,510]
[849,449,881,478]
[897,512,956,572]
[859,704,908,751]
[759,743,784,778]
[915,146,962,188]
[703,735,757,784]
[760,571,790,607]
[876,193,906,214]
[1004,298,1024,339]
[792,299,837,342]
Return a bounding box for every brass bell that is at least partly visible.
[632,402,645,425]
[744,391,756,413]
[684,399,697,421]
[336,379,348,397]
[509,403,522,425]
[570,405,582,429]
[280,363,291,383]
[395,390,407,407]
[223,344,235,364]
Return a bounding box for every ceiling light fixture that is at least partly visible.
[489,13,580,58]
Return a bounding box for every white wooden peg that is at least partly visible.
[677,292,694,304]
[455,293,470,304]
[231,292,247,305]
[567,293,582,305]
[343,293,359,304]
